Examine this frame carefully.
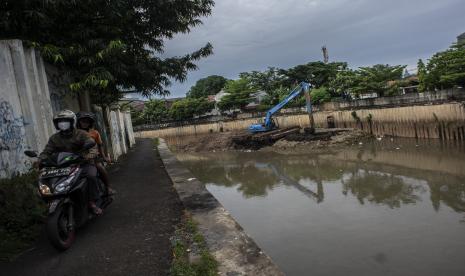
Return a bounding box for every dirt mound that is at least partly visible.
[171,129,371,153]
[266,129,370,153]
[173,131,244,152]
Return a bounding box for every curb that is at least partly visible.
[157,138,285,276]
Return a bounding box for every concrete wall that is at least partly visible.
[0,40,57,178]
[137,102,465,141]
[46,64,81,113]
[124,112,136,148]
[107,108,134,160]
[319,89,465,111]
[0,39,135,178]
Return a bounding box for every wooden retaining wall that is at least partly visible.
[137,103,465,141]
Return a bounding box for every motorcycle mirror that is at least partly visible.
[24,150,38,158]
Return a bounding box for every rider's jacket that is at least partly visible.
[39,129,94,160]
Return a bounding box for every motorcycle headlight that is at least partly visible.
[39,184,52,196]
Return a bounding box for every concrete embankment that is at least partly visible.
[157,139,285,276]
[137,102,465,142]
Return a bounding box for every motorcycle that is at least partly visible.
[24,149,113,251]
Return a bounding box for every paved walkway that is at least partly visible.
[1,139,183,276]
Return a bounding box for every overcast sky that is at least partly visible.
[157,0,465,98]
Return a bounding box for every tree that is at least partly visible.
[217,78,256,111]
[424,43,465,90]
[0,0,215,103]
[417,59,427,92]
[328,70,358,98]
[169,98,214,121]
[141,99,168,123]
[187,75,228,98]
[274,86,306,108]
[352,64,405,97]
[310,87,331,104]
[240,67,287,93]
[128,106,145,126]
[281,61,348,88]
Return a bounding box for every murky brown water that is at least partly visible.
[172,137,465,276]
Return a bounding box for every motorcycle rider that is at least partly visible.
[76,111,115,195]
[39,110,103,215]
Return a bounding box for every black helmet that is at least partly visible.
[76,111,96,129]
[53,110,76,131]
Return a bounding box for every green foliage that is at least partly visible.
[129,106,145,126]
[422,43,465,90]
[328,70,358,97]
[0,0,215,103]
[169,98,214,121]
[353,64,405,97]
[262,86,292,107]
[0,171,46,261]
[153,138,159,147]
[417,59,427,92]
[142,99,169,123]
[217,78,256,111]
[351,111,361,122]
[366,113,373,122]
[281,61,348,88]
[187,75,228,98]
[239,67,287,94]
[310,87,331,104]
[170,217,218,276]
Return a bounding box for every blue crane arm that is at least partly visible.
[264,82,311,128]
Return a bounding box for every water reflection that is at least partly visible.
[175,139,465,276]
[342,170,425,208]
[178,146,465,213]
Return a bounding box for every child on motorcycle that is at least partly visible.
[76,112,115,195]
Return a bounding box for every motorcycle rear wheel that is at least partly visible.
[46,204,76,251]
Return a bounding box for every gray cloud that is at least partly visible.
[160,0,465,97]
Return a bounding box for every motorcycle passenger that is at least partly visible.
[76,112,115,195]
[39,110,103,215]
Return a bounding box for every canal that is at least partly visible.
[171,137,465,276]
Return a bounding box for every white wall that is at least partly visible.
[124,112,136,147]
[0,41,30,178]
[0,40,136,178]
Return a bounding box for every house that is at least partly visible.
[214,89,228,102]
[162,97,185,109]
[119,96,148,111]
[207,90,229,116]
[244,90,267,110]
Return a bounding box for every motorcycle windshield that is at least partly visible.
[56,152,81,167]
[41,152,81,168]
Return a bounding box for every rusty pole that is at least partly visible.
[304,87,315,134]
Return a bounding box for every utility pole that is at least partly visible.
[322,45,329,64]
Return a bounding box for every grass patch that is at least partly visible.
[170,213,218,276]
[0,171,46,261]
[153,138,159,147]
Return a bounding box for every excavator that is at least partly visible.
[248,82,313,133]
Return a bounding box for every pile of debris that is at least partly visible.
[267,129,369,153]
[171,128,371,153]
[173,131,239,152]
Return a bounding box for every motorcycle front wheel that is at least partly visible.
[46,203,76,251]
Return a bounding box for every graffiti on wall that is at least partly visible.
[47,70,78,114]
[0,100,27,177]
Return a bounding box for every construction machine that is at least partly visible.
[248,82,313,133]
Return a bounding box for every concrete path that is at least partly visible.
[0,139,183,276]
